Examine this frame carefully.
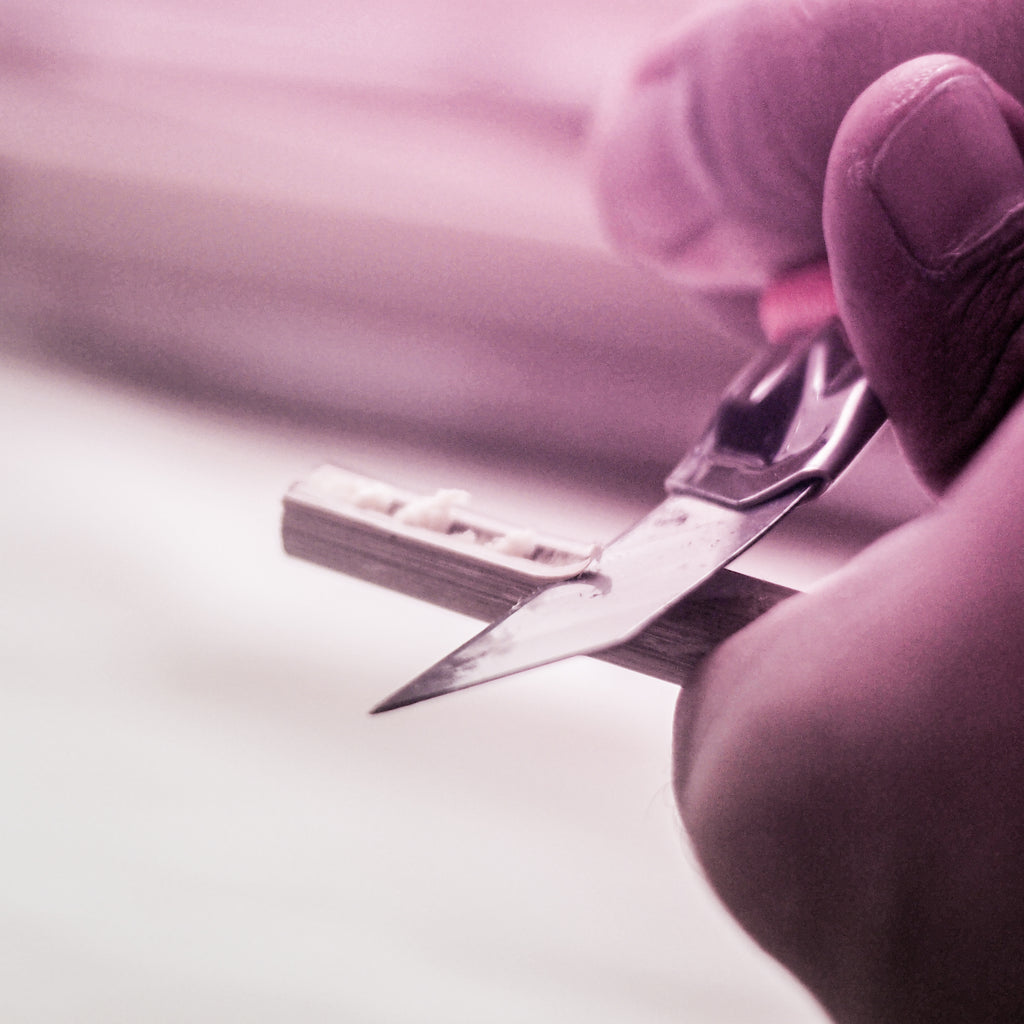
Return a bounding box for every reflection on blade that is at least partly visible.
[370,484,813,712]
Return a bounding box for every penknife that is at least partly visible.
[371,313,886,714]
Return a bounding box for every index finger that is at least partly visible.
[593,0,1024,292]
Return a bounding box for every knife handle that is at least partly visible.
[666,316,886,509]
[282,465,795,685]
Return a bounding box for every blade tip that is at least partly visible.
[369,686,431,715]
[368,695,407,715]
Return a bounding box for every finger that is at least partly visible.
[593,0,1024,293]
[824,55,1024,490]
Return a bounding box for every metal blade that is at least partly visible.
[370,483,813,712]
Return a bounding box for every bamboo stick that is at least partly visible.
[282,465,795,685]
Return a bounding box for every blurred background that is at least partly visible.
[0,2,927,1021]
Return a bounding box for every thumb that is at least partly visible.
[824,54,1024,492]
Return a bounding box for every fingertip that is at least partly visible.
[825,55,1024,272]
[590,1,827,291]
[758,262,837,344]
[824,55,1024,490]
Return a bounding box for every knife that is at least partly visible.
[371,314,886,713]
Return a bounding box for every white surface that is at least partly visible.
[0,354,831,1023]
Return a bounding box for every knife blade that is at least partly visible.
[372,316,886,713]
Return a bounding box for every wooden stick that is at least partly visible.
[281,465,796,685]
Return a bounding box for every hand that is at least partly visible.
[596,3,1024,1021]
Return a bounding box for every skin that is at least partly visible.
[595,3,1024,1021]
